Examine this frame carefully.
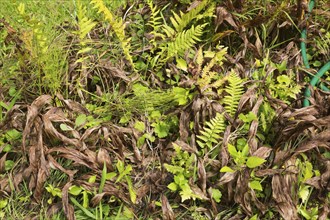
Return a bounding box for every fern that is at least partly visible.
[223,71,244,117]
[197,46,227,90]
[146,0,164,50]
[146,0,214,71]
[91,0,135,69]
[170,0,210,33]
[197,113,226,149]
[154,24,205,69]
[75,0,96,63]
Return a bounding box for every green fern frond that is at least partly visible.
[157,24,205,66]
[76,1,96,43]
[197,113,226,149]
[91,0,134,69]
[146,0,165,49]
[170,0,210,33]
[223,71,244,117]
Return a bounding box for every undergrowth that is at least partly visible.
[0,0,329,220]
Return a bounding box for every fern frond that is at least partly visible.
[197,113,226,149]
[198,46,227,89]
[223,71,244,117]
[76,1,96,43]
[159,24,205,64]
[91,0,134,69]
[170,0,209,33]
[146,0,165,49]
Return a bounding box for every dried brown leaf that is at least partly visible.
[161,194,175,220]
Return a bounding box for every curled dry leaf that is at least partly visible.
[272,158,299,220]
[96,148,113,171]
[23,95,52,152]
[161,194,175,220]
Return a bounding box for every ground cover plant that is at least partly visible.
[0,0,329,219]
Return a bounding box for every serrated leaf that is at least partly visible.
[134,121,145,132]
[246,156,266,168]
[211,188,222,203]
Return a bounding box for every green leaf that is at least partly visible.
[176,58,188,72]
[60,123,73,131]
[0,199,8,209]
[134,121,145,132]
[277,75,290,86]
[249,214,258,220]
[303,161,313,181]
[174,173,188,186]
[153,121,170,138]
[179,183,193,202]
[5,160,14,171]
[246,156,266,168]
[220,166,235,173]
[75,114,86,127]
[299,185,310,203]
[125,176,137,204]
[211,188,222,203]
[164,164,184,174]
[168,182,178,191]
[249,180,263,191]
[106,172,117,180]
[69,185,82,196]
[5,129,21,141]
[88,175,96,183]
[227,144,238,158]
[173,87,189,105]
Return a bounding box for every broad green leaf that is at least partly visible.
[75,114,86,127]
[154,121,170,138]
[246,156,266,168]
[168,182,178,191]
[249,180,263,191]
[0,199,8,209]
[69,185,82,196]
[303,161,313,181]
[249,214,258,220]
[220,166,235,173]
[88,175,96,183]
[299,185,310,203]
[211,188,222,203]
[60,123,73,131]
[5,129,21,141]
[227,144,238,158]
[176,58,187,72]
[106,172,117,180]
[5,160,14,171]
[134,121,145,132]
